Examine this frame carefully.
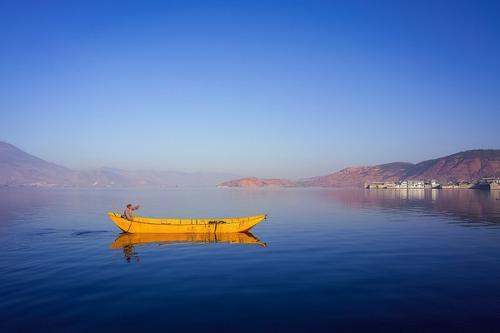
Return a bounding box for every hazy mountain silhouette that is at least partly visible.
[0,142,76,186]
[0,141,238,187]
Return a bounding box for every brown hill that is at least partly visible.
[403,150,500,182]
[219,150,500,188]
[299,162,412,187]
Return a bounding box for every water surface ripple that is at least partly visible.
[0,188,499,332]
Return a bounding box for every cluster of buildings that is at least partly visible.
[365,180,441,189]
[365,178,500,191]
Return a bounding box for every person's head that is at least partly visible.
[126,204,132,209]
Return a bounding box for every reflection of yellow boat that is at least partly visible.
[108,212,266,233]
[110,232,267,249]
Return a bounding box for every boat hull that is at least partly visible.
[108,212,266,233]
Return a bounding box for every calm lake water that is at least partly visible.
[1,188,499,332]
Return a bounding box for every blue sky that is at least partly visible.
[1,0,499,178]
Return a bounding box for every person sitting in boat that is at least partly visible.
[122,204,140,221]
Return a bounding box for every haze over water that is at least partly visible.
[1,188,499,332]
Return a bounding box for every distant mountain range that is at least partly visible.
[219,150,500,188]
[0,141,238,187]
[2,141,499,188]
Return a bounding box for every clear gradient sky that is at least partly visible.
[1,0,499,178]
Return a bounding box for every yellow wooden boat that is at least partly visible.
[108,212,266,234]
[110,232,266,249]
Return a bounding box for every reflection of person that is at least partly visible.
[122,204,140,221]
[123,245,139,263]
